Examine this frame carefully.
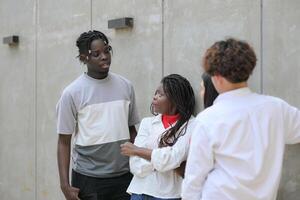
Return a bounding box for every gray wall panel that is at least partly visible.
[0,1,299,199]
[0,0,36,199]
[263,0,300,199]
[92,0,163,118]
[36,1,90,199]
[164,0,261,112]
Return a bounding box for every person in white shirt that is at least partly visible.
[182,38,300,200]
[120,74,196,200]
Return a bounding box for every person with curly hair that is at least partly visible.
[182,38,300,200]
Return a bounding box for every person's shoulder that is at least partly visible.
[195,106,217,121]
[186,116,196,125]
[254,93,289,107]
[60,74,85,96]
[140,115,160,127]
[64,74,86,91]
[192,106,225,132]
[110,73,136,95]
[110,72,133,86]
[185,117,197,132]
[266,95,286,104]
[141,115,158,123]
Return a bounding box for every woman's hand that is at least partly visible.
[120,142,139,156]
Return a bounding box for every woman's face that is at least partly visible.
[200,80,205,100]
[152,84,175,115]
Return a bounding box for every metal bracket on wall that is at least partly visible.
[3,35,19,45]
[108,17,134,29]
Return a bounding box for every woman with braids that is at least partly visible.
[56,30,139,200]
[120,74,196,200]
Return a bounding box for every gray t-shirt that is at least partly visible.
[56,72,140,178]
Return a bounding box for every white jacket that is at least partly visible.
[127,114,195,198]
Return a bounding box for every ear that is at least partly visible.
[211,74,222,93]
[79,54,89,63]
[211,74,219,83]
[214,73,226,82]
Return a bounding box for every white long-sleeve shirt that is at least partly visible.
[127,115,195,198]
[182,87,300,200]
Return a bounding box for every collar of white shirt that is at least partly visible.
[151,114,163,124]
[214,87,252,104]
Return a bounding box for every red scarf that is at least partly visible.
[162,113,180,129]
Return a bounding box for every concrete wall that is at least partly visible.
[0,0,36,199]
[263,0,300,199]
[0,0,299,199]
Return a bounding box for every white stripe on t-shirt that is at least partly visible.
[75,100,130,146]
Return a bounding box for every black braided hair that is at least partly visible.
[76,30,112,61]
[151,74,196,147]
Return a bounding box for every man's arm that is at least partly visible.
[284,103,300,144]
[57,134,80,200]
[182,124,214,200]
[129,125,137,143]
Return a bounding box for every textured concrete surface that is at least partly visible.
[263,0,300,199]
[0,0,299,199]
[0,0,36,199]
[164,0,261,112]
[92,0,163,118]
[35,1,90,199]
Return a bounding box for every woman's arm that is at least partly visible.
[121,118,154,177]
[121,142,186,177]
[122,125,194,174]
[121,142,152,160]
[121,136,189,174]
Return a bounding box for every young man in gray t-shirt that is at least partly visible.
[56,30,139,200]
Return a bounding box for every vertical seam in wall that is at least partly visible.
[90,0,93,30]
[260,0,264,93]
[162,0,165,78]
[34,0,38,199]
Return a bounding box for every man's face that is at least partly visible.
[86,39,111,74]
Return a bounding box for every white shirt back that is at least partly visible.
[182,87,300,200]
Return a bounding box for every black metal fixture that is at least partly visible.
[3,35,19,45]
[108,17,134,29]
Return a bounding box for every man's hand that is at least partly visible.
[61,185,80,200]
[120,142,139,156]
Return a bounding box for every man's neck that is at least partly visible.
[220,82,248,93]
[87,71,108,80]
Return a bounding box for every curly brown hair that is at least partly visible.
[203,38,257,83]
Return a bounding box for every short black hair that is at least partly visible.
[76,30,112,61]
